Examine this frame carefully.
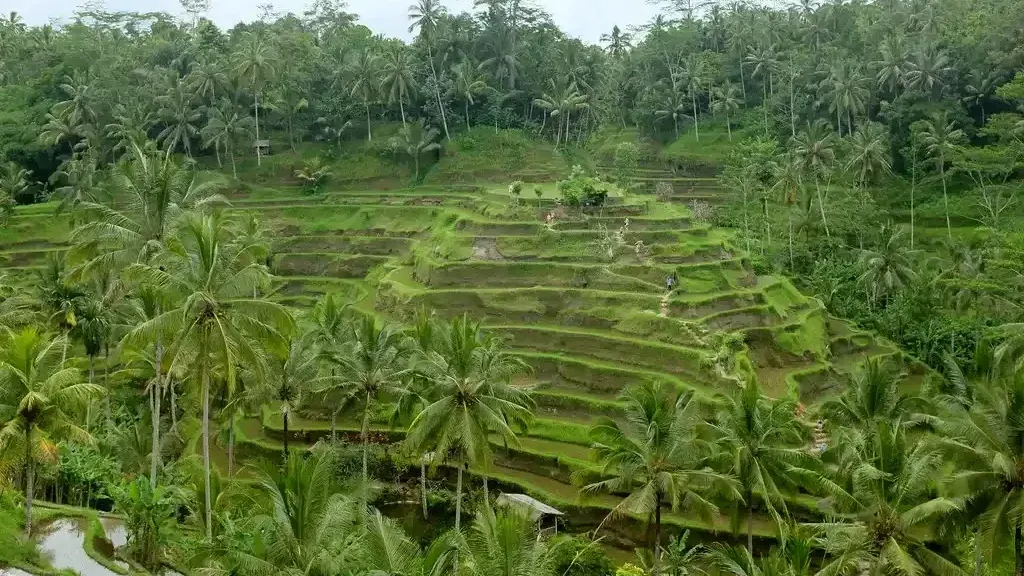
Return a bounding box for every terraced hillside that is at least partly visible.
[0,166,911,548]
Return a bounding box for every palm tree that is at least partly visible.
[962,71,995,125]
[600,25,633,57]
[409,0,451,140]
[857,226,918,305]
[479,31,521,91]
[582,381,739,576]
[846,122,892,188]
[346,49,380,141]
[744,45,778,134]
[772,152,803,268]
[817,423,964,576]
[709,378,815,554]
[232,31,277,166]
[123,212,295,539]
[873,35,908,98]
[405,315,533,530]
[156,78,202,158]
[534,78,588,148]
[202,100,255,179]
[919,111,966,241]
[361,508,457,576]
[247,331,331,464]
[50,152,101,222]
[0,327,102,536]
[819,61,868,136]
[654,87,689,141]
[451,59,489,130]
[187,59,228,106]
[791,119,836,237]
[0,161,30,214]
[399,120,442,181]
[903,45,952,98]
[105,103,155,161]
[307,293,350,440]
[53,72,98,132]
[936,371,1024,575]
[324,316,409,500]
[381,46,418,129]
[712,82,743,140]
[680,55,704,141]
[460,506,552,576]
[821,357,926,438]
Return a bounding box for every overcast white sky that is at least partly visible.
[12,0,662,44]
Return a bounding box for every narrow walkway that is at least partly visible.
[659,293,670,317]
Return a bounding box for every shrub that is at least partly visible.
[654,181,673,201]
[557,166,609,210]
[613,142,640,189]
[615,563,646,576]
[549,535,615,576]
[294,157,332,193]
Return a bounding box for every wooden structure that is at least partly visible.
[253,139,272,156]
[496,493,563,535]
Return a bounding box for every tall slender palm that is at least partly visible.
[405,315,533,530]
[654,87,689,141]
[325,316,409,500]
[791,119,836,237]
[246,331,331,463]
[202,100,255,179]
[821,357,927,438]
[187,59,228,106]
[346,49,380,141]
[381,46,418,129]
[409,0,451,140]
[582,381,739,576]
[123,212,295,539]
[156,78,202,158]
[0,161,31,213]
[105,102,155,161]
[600,25,633,58]
[744,45,778,134]
[772,152,804,268]
[307,293,350,440]
[904,45,952,98]
[451,59,489,130]
[918,111,965,241]
[0,327,102,536]
[50,152,101,222]
[819,61,868,136]
[846,122,892,188]
[232,31,277,166]
[709,378,815,554]
[534,78,588,148]
[680,55,704,141]
[713,82,743,140]
[936,372,1024,575]
[856,226,918,305]
[873,35,908,98]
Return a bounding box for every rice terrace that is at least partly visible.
[1,1,1024,575]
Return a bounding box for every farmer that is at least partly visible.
[665,273,677,292]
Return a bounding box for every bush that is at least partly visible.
[549,535,615,576]
[557,166,609,210]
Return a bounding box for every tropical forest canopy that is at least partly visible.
[1,0,1024,575]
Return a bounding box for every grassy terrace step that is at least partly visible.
[273,276,367,299]
[513,350,705,397]
[253,205,444,235]
[494,325,711,384]
[0,246,66,266]
[551,216,692,232]
[417,260,745,293]
[273,253,390,278]
[274,235,412,255]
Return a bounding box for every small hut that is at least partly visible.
[496,493,563,535]
[253,139,272,156]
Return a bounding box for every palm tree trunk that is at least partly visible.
[362,392,371,492]
[739,61,747,103]
[288,116,296,153]
[747,490,754,555]
[653,492,662,576]
[151,340,163,487]
[414,154,420,181]
[1016,519,1023,576]
[940,159,952,241]
[229,146,237,179]
[483,475,489,504]
[227,413,235,478]
[455,464,463,531]
[692,92,700,142]
[399,97,407,129]
[61,329,69,368]
[762,83,769,135]
[214,141,222,167]
[815,179,830,237]
[421,459,428,519]
[89,356,94,385]
[366,100,373,141]
[789,73,796,137]
[23,428,33,537]
[466,100,471,130]
[836,108,842,138]
[254,92,262,167]
[170,381,178,432]
[283,411,289,461]
[428,46,451,141]
[726,115,732,140]
[331,410,337,442]
[788,210,794,269]
[201,351,212,540]
[910,147,916,249]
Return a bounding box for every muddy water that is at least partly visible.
[0,516,130,576]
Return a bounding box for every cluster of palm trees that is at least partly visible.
[0,141,537,548]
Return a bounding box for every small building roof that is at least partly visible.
[496,493,564,520]
[253,139,271,147]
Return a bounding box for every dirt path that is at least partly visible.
[660,293,670,317]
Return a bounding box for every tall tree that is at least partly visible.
[381,46,418,129]
[232,31,277,166]
[346,49,380,141]
[919,111,966,241]
[0,327,101,536]
[409,0,451,140]
[201,100,255,179]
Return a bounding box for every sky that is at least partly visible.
[14,0,663,44]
